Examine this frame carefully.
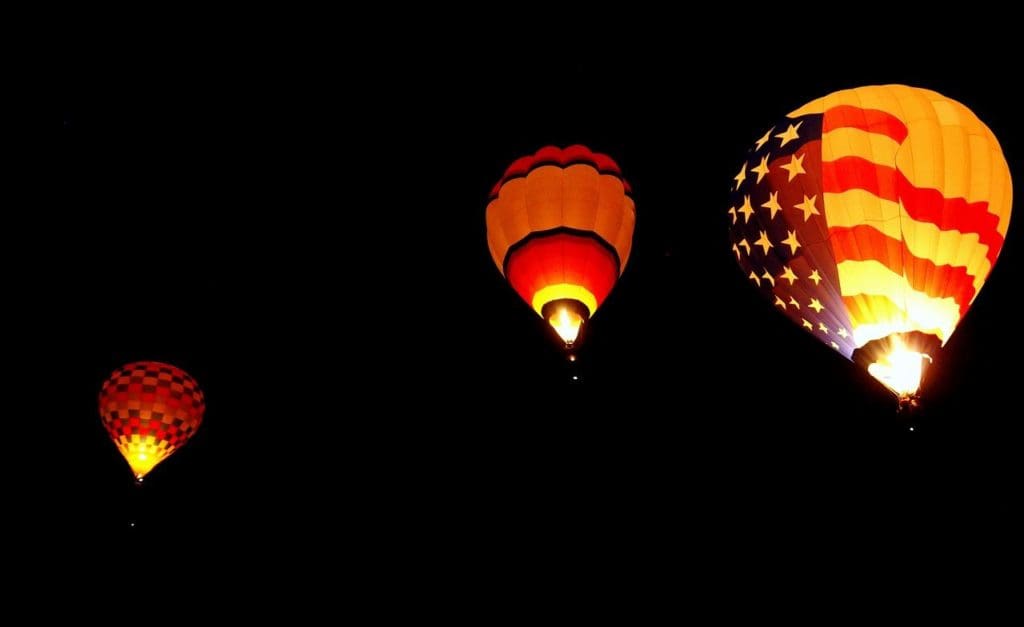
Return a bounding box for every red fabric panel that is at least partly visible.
[823,105,909,143]
[490,145,630,197]
[829,224,975,314]
[505,233,620,311]
[821,156,1003,266]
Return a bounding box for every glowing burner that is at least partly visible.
[867,337,932,397]
[541,299,590,348]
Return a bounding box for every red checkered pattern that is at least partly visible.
[98,361,205,476]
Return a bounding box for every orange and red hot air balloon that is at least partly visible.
[486,145,636,347]
[99,361,205,481]
[728,85,1012,406]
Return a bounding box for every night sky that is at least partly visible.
[63,36,1019,567]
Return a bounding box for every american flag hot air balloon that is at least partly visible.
[486,145,636,348]
[729,84,1012,405]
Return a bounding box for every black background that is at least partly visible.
[62,31,1019,574]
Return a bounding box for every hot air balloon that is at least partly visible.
[728,84,1012,406]
[99,361,205,481]
[486,145,636,347]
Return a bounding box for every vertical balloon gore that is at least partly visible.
[98,361,205,480]
[728,84,1012,400]
[486,145,636,347]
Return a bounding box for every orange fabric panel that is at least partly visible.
[562,163,601,231]
[593,174,628,259]
[486,161,635,275]
[524,165,565,233]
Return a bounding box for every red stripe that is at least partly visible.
[823,105,908,143]
[830,224,975,315]
[490,145,630,198]
[821,157,1004,266]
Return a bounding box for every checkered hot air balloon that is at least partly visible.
[99,361,205,481]
[486,145,636,347]
[729,84,1012,404]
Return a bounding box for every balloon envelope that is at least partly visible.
[98,361,205,480]
[728,85,1012,397]
[486,145,636,346]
